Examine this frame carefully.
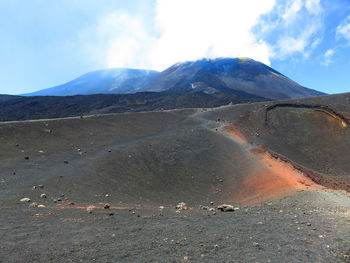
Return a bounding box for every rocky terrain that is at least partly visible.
[0,92,349,262]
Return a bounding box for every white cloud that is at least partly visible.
[322,48,335,66]
[81,0,326,71]
[305,0,321,15]
[258,0,323,59]
[282,0,302,25]
[92,0,276,71]
[79,12,156,69]
[336,15,350,42]
[149,0,275,70]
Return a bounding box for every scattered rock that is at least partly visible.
[53,199,58,203]
[210,201,214,205]
[37,204,46,208]
[103,203,110,209]
[20,198,31,202]
[29,202,38,208]
[32,186,37,190]
[253,242,260,247]
[176,202,186,210]
[159,206,164,210]
[87,206,94,213]
[40,193,47,198]
[217,204,234,212]
[38,185,44,189]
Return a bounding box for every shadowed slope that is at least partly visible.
[201,92,350,192]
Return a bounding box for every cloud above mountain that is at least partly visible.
[84,0,275,71]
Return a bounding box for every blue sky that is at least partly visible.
[0,0,349,95]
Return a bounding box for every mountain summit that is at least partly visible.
[24,57,324,99]
[147,58,324,99]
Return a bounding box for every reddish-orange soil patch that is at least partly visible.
[221,125,247,143]
[234,151,323,205]
[221,124,327,205]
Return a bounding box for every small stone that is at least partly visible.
[32,186,37,190]
[217,204,234,212]
[24,156,29,160]
[63,160,69,164]
[37,204,46,208]
[210,201,214,205]
[253,242,260,247]
[214,244,219,249]
[20,198,31,202]
[103,203,110,209]
[40,193,47,198]
[159,206,164,210]
[38,185,44,188]
[306,222,312,226]
[29,202,38,208]
[53,199,58,203]
[87,206,94,213]
[176,202,186,210]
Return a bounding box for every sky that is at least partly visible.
[0,0,350,95]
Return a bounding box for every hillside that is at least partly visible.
[148,58,324,99]
[0,92,349,262]
[24,68,159,96]
[23,58,324,100]
[0,91,266,121]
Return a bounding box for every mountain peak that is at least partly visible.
[24,57,324,99]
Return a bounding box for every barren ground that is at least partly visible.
[1,93,350,262]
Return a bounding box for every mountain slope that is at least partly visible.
[0,91,266,121]
[23,57,324,99]
[24,68,159,96]
[147,58,324,99]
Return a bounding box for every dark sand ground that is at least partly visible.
[0,93,350,262]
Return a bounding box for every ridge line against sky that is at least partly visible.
[0,0,350,95]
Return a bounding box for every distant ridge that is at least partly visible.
[23,57,325,99]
